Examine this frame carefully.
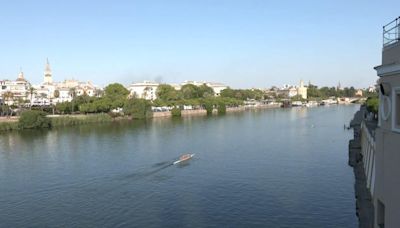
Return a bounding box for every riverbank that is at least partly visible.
[153,104,281,118]
[0,113,118,132]
[0,103,336,132]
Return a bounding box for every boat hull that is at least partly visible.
[173,154,195,165]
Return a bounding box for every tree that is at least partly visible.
[217,102,226,115]
[18,110,51,129]
[104,83,129,100]
[221,88,235,98]
[366,97,379,116]
[181,84,200,99]
[143,86,152,99]
[69,88,76,113]
[198,84,214,98]
[156,84,181,101]
[123,98,152,119]
[2,92,14,117]
[28,87,36,109]
[52,90,60,115]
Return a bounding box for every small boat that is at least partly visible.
[173,154,195,165]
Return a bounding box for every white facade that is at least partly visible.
[0,71,30,105]
[205,82,228,96]
[128,81,159,100]
[30,60,100,105]
[297,80,308,99]
[127,80,228,100]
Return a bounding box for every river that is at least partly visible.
[0,105,359,227]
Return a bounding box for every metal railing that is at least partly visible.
[383,16,400,47]
[360,121,376,197]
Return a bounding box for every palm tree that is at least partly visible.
[2,91,14,117]
[53,90,60,115]
[39,93,47,111]
[69,88,76,113]
[28,87,36,110]
[143,86,151,99]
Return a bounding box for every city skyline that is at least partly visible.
[1,1,399,88]
[0,59,366,89]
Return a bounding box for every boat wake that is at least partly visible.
[124,154,195,181]
[124,162,173,181]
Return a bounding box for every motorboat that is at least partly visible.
[173,154,195,165]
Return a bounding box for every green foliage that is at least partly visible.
[171,107,182,117]
[220,88,264,100]
[198,84,214,97]
[0,121,19,131]
[51,114,112,127]
[366,97,379,114]
[156,84,181,102]
[104,83,129,101]
[203,100,214,115]
[56,102,72,114]
[217,103,226,115]
[79,97,112,114]
[181,84,201,99]
[18,110,51,129]
[123,98,153,119]
[308,84,357,98]
[291,95,305,102]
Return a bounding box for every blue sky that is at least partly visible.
[0,0,399,88]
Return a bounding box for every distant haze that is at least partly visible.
[0,0,398,88]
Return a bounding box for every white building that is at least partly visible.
[0,70,31,105]
[127,81,159,100]
[31,59,100,105]
[205,82,227,96]
[181,80,227,96]
[297,80,308,99]
[127,80,228,100]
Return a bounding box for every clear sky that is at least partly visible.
[0,0,399,88]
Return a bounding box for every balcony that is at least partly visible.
[381,17,400,66]
[383,16,400,47]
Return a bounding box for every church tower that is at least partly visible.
[16,68,26,82]
[44,58,53,84]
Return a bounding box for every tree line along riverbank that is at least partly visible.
[0,82,377,132]
[0,83,271,132]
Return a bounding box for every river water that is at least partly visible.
[0,105,359,227]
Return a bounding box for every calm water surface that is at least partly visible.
[0,105,359,227]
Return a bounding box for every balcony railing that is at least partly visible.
[360,121,376,197]
[383,16,400,47]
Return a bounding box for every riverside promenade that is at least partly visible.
[348,106,376,228]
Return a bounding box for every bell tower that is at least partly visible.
[44,58,53,84]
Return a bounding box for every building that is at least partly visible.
[355,89,363,97]
[206,82,227,96]
[0,70,31,105]
[127,81,159,100]
[297,80,307,99]
[372,16,400,228]
[127,80,228,101]
[43,58,53,84]
[31,59,100,105]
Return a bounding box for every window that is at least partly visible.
[393,87,400,132]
